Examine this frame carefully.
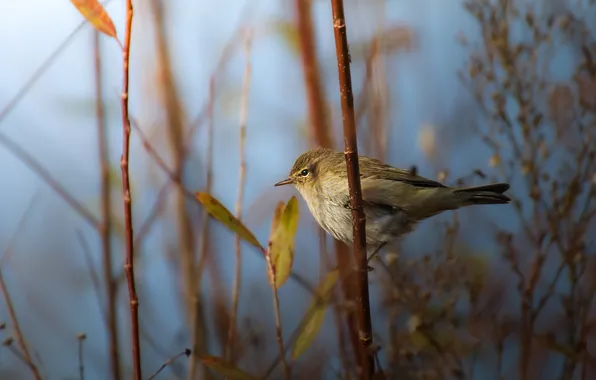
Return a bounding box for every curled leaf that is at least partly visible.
[198,355,259,380]
[196,192,263,251]
[268,197,299,288]
[292,269,339,360]
[70,0,117,38]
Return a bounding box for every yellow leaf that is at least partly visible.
[292,269,339,360]
[198,355,259,380]
[195,192,264,251]
[268,197,299,288]
[271,20,300,55]
[70,0,117,39]
[269,202,285,237]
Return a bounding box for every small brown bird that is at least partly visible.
[274,148,510,250]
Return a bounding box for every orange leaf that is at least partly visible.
[195,192,264,251]
[198,355,259,380]
[70,0,117,38]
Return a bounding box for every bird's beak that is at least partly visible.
[274,177,293,187]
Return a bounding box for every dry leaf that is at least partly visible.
[70,0,117,39]
[268,197,299,288]
[195,192,264,251]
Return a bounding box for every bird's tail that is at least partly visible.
[453,182,511,205]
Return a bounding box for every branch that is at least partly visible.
[77,333,86,380]
[0,132,99,229]
[295,0,333,147]
[265,252,291,380]
[148,349,191,380]
[0,0,115,124]
[93,28,120,380]
[295,0,361,371]
[119,1,141,379]
[226,30,252,362]
[0,202,42,380]
[329,0,374,378]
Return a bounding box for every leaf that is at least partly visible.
[292,269,339,360]
[70,0,117,38]
[195,192,263,251]
[268,197,299,288]
[270,20,300,55]
[198,355,259,380]
[269,202,285,236]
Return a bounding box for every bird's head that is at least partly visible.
[274,148,336,194]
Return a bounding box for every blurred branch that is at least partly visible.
[149,0,197,329]
[0,198,42,380]
[77,333,86,380]
[77,230,107,324]
[295,0,333,147]
[226,31,253,363]
[118,1,141,379]
[93,28,120,380]
[0,0,115,125]
[329,1,374,379]
[0,132,99,229]
[148,348,191,380]
[188,78,214,380]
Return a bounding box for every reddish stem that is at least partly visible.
[120,1,141,379]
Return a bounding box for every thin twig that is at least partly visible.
[0,198,42,380]
[0,0,115,125]
[265,252,291,380]
[226,30,252,363]
[148,349,192,380]
[77,333,87,380]
[0,271,40,379]
[187,77,215,380]
[149,0,197,328]
[77,230,108,325]
[93,28,120,380]
[3,340,34,369]
[329,0,374,378]
[0,132,99,229]
[119,1,141,379]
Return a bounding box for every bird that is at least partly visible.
[274,147,510,252]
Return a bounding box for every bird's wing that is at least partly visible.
[358,157,447,188]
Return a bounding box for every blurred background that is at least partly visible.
[1,0,595,379]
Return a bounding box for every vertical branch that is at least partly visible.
[77,333,86,380]
[295,0,333,146]
[265,254,291,380]
[226,30,252,362]
[329,0,374,378]
[149,0,197,321]
[119,1,141,379]
[295,0,361,371]
[189,76,216,380]
[93,29,120,380]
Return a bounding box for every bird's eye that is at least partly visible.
[300,169,309,176]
